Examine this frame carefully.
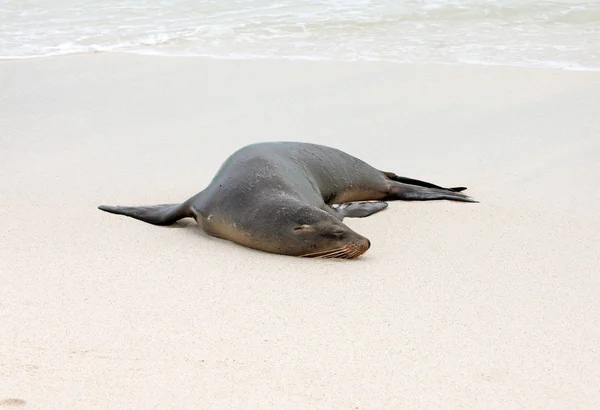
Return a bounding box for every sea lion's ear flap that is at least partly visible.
[294,224,314,231]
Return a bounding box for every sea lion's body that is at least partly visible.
[99,142,476,258]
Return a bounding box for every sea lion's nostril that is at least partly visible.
[366,239,371,249]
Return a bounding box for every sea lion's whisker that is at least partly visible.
[312,247,345,256]
[301,250,334,258]
[300,250,334,258]
[329,247,355,259]
[347,250,359,259]
[320,250,348,259]
[347,247,365,259]
[347,249,360,259]
[343,248,355,259]
[301,247,346,258]
[317,248,349,259]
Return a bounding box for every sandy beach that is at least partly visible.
[1,54,599,409]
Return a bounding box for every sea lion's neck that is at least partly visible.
[187,189,210,217]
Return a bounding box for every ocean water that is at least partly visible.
[1,0,599,70]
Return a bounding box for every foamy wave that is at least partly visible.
[0,29,200,60]
[1,0,599,71]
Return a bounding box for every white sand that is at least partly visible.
[1,54,599,409]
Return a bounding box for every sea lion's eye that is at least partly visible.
[294,224,312,231]
[321,230,345,238]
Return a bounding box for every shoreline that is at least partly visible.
[1,49,600,73]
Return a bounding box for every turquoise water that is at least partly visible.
[1,0,599,70]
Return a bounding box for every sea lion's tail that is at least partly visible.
[98,203,192,226]
[382,172,467,192]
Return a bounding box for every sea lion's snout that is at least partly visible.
[347,236,371,259]
[300,229,371,259]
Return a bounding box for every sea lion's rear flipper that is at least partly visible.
[98,203,191,226]
[382,172,467,193]
[386,182,478,203]
[330,201,389,219]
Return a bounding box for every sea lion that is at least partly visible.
[98,141,476,259]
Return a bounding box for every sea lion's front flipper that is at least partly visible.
[330,201,388,219]
[98,203,191,226]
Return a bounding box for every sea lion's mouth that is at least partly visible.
[299,244,367,259]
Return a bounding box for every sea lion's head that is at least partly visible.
[259,202,371,259]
